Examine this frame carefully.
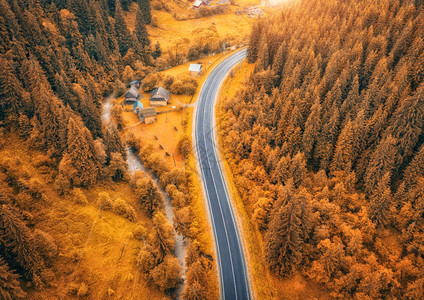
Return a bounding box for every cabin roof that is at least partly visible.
[126,85,141,99]
[150,87,170,101]
[140,107,157,118]
[189,63,202,72]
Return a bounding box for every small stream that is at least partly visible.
[103,97,186,298]
[126,148,187,295]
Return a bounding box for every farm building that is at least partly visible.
[189,64,203,77]
[138,107,157,124]
[124,81,142,104]
[133,101,143,114]
[150,87,170,107]
[193,0,209,8]
[129,80,141,88]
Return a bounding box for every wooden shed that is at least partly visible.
[189,64,202,77]
[193,0,209,8]
[139,107,157,124]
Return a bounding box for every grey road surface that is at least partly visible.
[194,49,250,300]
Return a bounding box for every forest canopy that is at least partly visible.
[220,0,424,298]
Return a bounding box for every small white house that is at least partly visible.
[193,0,208,8]
[189,64,203,77]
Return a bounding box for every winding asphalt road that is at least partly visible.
[194,49,250,300]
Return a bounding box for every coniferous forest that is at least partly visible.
[2,0,424,297]
[0,0,226,295]
[219,0,424,298]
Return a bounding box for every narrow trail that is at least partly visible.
[102,96,186,298]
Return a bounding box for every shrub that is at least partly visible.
[139,143,154,160]
[98,192,113,210]
[149,255,182,291]
[136,245,156,273]
[33,229,58,267]
[68,282,79,295]
[133,225,147,240]
[170,77,198,95]
[141,73,160,92]
[77,282,88,296]
[151,15,159,27]
[111,105,124,130]
[72,188,88,205]
[145,153,168,177]
[163,75,175,90]
[177,135,191,159]
[151,0,161,10]
[27,178,45,199]
[113,198,137,222]
[107,287,115,296]
[114,79,126,97]
[130,170,147,188]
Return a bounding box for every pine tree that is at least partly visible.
[0,57,25,121]
[316,108,340,170]
[108,152,128,181]
[365,135,397,194]
[386,82,424,163]
[152,41,162,59]
[134,177,163,216]
[134,6,151,63]
[68,0,90,34]
[247,21,263,63]
[331,120,355,173]
[265,189,311,276]
[290,152,307,188]
[58,117,99,187]
[152,212,175,260]
[137,0,151,25]
[272,43,286,85]
[114,0,133,56]
[302,97,322,159]
[0,205,45,287]
[104,123,126,160]
[273,155,291,184]
[403,144,424,187]
[22,58,68,158]
[369,173,392,227]
[0,257,26,299]
[340,75,360,121]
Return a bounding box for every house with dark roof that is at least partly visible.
[149,87,170,107]
[124,81,143,104]
[138,107,157,124]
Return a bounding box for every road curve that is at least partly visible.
[193,49,250,300]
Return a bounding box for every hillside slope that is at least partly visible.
[219,0,424,298]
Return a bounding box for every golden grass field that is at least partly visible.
[0,136,167,299]
[126,0,261,52]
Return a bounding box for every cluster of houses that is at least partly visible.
[124,64,202,124]
[124,80,171,124]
